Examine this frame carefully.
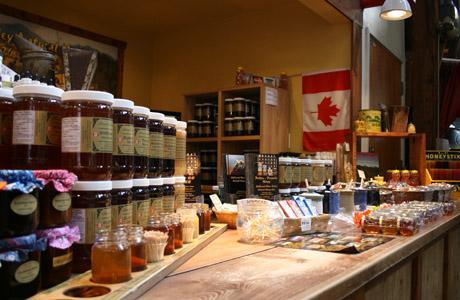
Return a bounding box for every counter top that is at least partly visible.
[139,207,460,300]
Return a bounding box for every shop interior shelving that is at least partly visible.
[185,84,289,182]
[351,132,428,185]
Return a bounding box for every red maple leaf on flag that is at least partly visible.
[316,96,340,126]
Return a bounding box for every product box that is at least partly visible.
[223,154,246,204]
[245,153,279,200]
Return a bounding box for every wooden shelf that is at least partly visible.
[221,135,261,142]
[355,132,419,138]
[187,137,217,143]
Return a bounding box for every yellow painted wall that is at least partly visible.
[150,1,351,153]
[0,0,153,107]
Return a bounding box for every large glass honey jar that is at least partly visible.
[112,98,135,180]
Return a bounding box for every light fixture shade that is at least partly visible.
[380,0,412,21]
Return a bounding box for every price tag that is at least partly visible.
[358,169,366,179]
[301,217,311,232]
[210,194,223,211]
[265,87,279,106]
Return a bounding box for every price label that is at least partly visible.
[358,169,366,179]
[210,194,223,211]
[301,217,311,232]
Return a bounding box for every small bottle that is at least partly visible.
[172,213,183,249]
[127,225,147,272]
[161,215,175,255]
[91,229,132,284]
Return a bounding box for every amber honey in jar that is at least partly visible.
[61,91,114,180]
[162,177,175,213]
[149,112,164,178]
[34,170,77,229]
[112,99,135,180]
[133,106,150,178]
[70,181,112,273]
[91,229,131,284]
[174,176,186,210]
[172,213,183,249]
[12,84,64,169]
[132,178,151,227]
[127,225,147,272]
[162,117,177,176]
[111,180,133,228]
[0,88,14,168]
[175,121,187,176]
[278,157,292,189]
[149,178,163,216]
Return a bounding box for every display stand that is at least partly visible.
[32,224,227,300]
[351,132,427,184]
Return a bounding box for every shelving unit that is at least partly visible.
[351,132,428,185]
[185,84,289,178]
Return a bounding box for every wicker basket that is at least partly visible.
[213,210,238,229]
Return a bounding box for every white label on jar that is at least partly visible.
[61,117,81,152]
[301,217,312,232]
[52,192,71,212]
[163,195,175,213]
[12,110,35,144]
[15,260,40,283]
[133,200,150,226]
[176,136,186,160]
[10,194,37,215]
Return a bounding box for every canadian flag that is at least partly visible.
[302,69,351,151]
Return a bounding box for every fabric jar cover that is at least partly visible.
[0,170,44,193]
[33,170,77,192]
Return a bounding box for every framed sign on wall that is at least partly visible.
[0,4,126,96]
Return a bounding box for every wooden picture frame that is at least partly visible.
[0,4,126,96]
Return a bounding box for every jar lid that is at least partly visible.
[112,179,133,189]
[234,97,245,100]
[300,187,308,192]
[195,103,204,107]
[292,158,301,163]
[233,117,244,120]
[162,177,175,185]
[149,112,165,121]
[244,116,256,120]
[0,88,13,100]
[188,120,199,123]
[113,98,134,110]
[132,178,150,187]
[279,157,292,163]
[224,118,234,121]
[312,159,324,164]
[14,84,64,99]
[62,90,113,104]
[305,158,312,163]
[149,178,163,186]
[224,98,234,102]
[176,121,187,129]
[279,188,291,193]
[291,187,300,193]
[175,176,186,183]
[72,181,112,191]
[324,159,333,165]
[202,120,214,124]
[202,102,214,106]
[164,116,178,126]
[201,167,217,170]
[133,106,150,116]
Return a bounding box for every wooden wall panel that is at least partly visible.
[419,238,444,300]
[446,227,460,300]
[364,260,412,300]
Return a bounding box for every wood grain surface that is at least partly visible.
[140,208,460,300]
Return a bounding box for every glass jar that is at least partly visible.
[197,121,203,137]
[202,203,211,231]
[145,216,174,255]
[224,98,233,117]
[162,177,175,213]
[0,246,41,299]
[305,158,313,185]
[133,106,150,178]
[244,99,251,117]
[127,225,147,272]
[149,178,163,216]
[38,183,72,229]
[401,170,410,184]
[112,99,135,180]
[194,103,203,121]
[224,117,233,136]
[0,189,39,238]
[61,90,113,180]
[162,117,177,177]
[196,206,205,235]
[175,121,187,176]
[233,117,244,135]
[0,88,14,168]
[71,181,112,273]
[171,213,183,249]
[291,158,301,189]
[251,100,259,118]
[148,112,164,178]
[111,180,133,228]
[91,229,131,283]
[187,120,198,138]
[233,97,245,117]
[299,159,307,188]
[12,84,63,169]
[278,157,292,189]
[311,159,326,186]
[202,120,215,137]
[279,189,291,200]
[201,103,215,121]
[174,176,186,210]
[243,117,256,135]
[176,208,196,243]
[132,178,150,227]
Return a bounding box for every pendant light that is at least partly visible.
[380,0,412,21]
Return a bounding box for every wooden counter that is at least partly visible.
[139,205,460,300]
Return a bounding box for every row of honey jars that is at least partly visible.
[0,86,187,180]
